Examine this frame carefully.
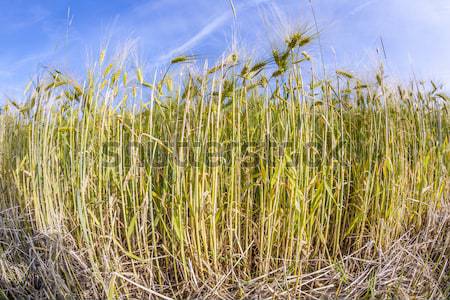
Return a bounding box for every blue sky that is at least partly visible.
[1,0,450,101]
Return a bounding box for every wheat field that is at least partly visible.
[0,31,449,299]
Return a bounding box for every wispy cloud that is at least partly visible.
[157,0,273,61]
[348,0,375,16]
[5,5,50,30]
[157,12,232,61]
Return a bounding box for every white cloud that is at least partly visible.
[156,0,274,62]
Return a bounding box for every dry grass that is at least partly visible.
[1,205,448,299]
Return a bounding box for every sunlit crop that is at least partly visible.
[0,30,449,299]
